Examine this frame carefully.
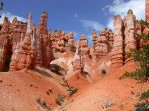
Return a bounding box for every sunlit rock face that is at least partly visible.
[0,17,13,71]
[37,12,51,67]
[146,0,149,22]
[0,12,53,71]
[108,29,114,52]
[97,28,109,59]
[50,31,76,60]
[124,9,137,63]
[141,0,149,45]
[111,15,124,67]
[91,29,114,62]
[0,1,148,73]
[72,42,83,74]
[79,34,90,61]
[9,13,35,70]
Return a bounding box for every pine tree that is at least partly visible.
[120,20,149,80]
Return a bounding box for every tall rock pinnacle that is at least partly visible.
[124,9,137,63]
[37,12,51,67]
[146,0,149,22]
[111,15,124,67]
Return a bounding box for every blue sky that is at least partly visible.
[0,0,146,45]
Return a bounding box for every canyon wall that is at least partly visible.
[0,0,148,72]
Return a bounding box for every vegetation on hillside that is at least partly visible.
[120,20,149,81]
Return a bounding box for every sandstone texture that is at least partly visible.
[124,9,137,63]
[111,15,124,67]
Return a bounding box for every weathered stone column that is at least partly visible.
[146,0,149,22]
[10,13,35,70]
[37,12,51,67]
[111,15,124,67]
[124,9,137,63]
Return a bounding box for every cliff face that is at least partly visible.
[9,13,35,70]
[146,0,149,22]
[124,9,137,63]
[111,15,124,67]
[0,12,51,71]
[0,1,148,73]
[37,12,51,67]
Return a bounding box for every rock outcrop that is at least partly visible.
[0,17,12,71]
[124,9,137,63]
[9,13,35,70]
[37,12,51,67]
[65,32,75,52]
[146,0,149,22]
[0,12,53,71]
[97,28,109,59]
[108,29,114,52]
[91,28,110,61]
[111,15,124,66]
[79,34,90,60]
[0,0,148,73]
[72,42,83,74]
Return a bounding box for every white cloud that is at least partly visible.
[0,12,27,23]
[80,19,103,31]
[105,0,145,30]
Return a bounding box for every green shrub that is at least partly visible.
[101,69,107,75]
[119,70,146,80]
[134,101,149,111]
[36,98,51,110]
[55,94,65,106]
[69,88,78,96]
[50,64,62,75]
[62,78,78,96]
[140,90,149,100]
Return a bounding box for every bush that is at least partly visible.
[119,70,146,80]
[36,98,51,110]
[140,90,149,100]
[50,64,62,75]
[62,78,78,96]
[55,94,65,106]
[101,69,107,75]
[69,88,78,96]
[134,101,149,111]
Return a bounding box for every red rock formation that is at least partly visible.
[10,13,35,70]
[135,20,142,49]
[65,32,75,52]
[92,29,98,46]
[146,0,149,22]
[91,29,98,61]
[97,28,109,58]
[72,42,83,74]
[124,9,137,63]
[0,17,12,71]
[0,2,148,73]
[79,34,90,60]
[141,0,149,45]
[108,29,114,52]
[111,15,124,67]
[92,28,109,61]
[37,12,51,67]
